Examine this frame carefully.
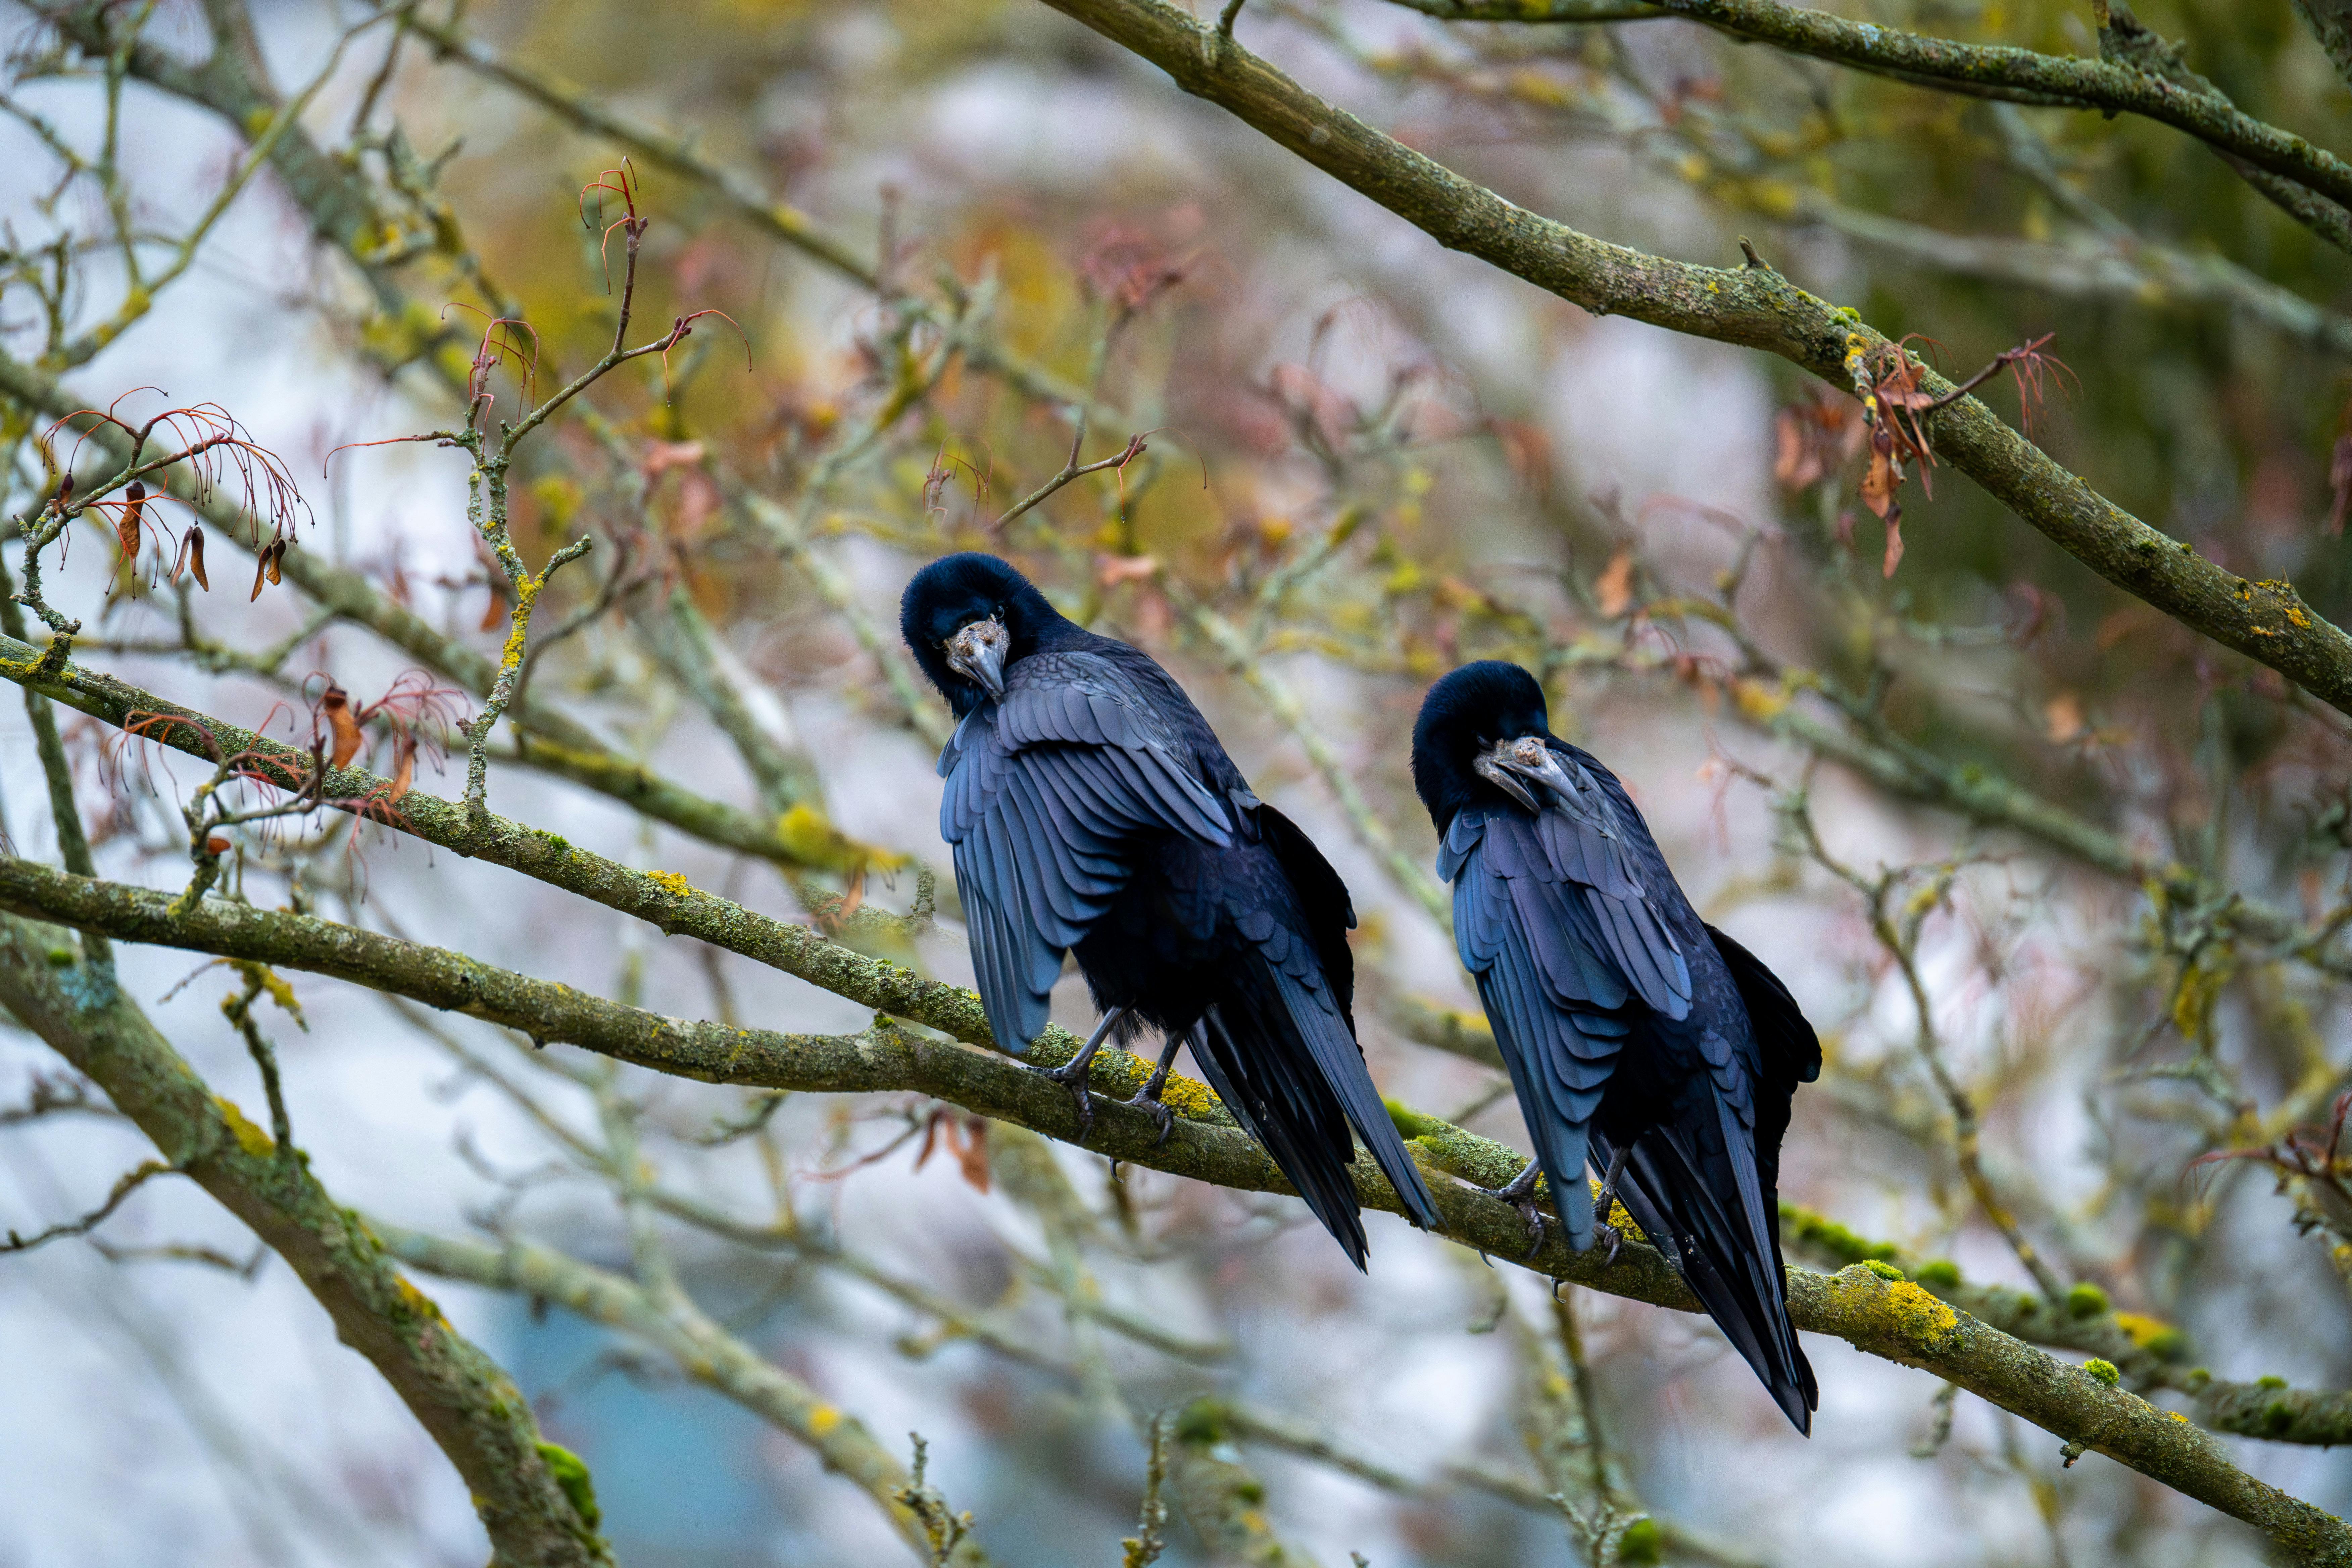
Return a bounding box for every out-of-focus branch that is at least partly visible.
[0,911,610,1568]
[1034,0,2352,719]
[7,861,2349,1555]
[2297,0,2352,94]
[0,346,863,874]
[0,554,109,968]
[367,1220,991,1566]
[401,14,1092,414]
[1380,0,2352,250]
[1170,586,1452,927]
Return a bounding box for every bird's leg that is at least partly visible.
[1590,1143,1629,1264]
[1473,1158,1549,1261]
[1116,1026,1192,1147]
[1037,1006,1127,1144]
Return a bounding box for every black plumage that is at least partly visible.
[901,552,1442,1267]
[1411,660,1820,1432]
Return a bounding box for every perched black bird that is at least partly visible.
[901,552,1442,1267]
[1411,661,1820,1432]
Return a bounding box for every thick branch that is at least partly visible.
[1032,0,2352,721]
[0,911,608,1567]
[3,860,2342,1560]
[368,1221,989,1566]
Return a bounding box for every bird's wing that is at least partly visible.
[936,653,1233,1054]
[1442,793,1694,1236]
[1705,923,1821,1197]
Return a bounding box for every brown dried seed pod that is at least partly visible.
[116,481,147,561]
[185,525,209,590]
[321,683,363,769]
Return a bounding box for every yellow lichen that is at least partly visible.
[394,1276,446,1323]
[807,1403,842,1438]
[214,1096,277,1158]
[645,870,695,898]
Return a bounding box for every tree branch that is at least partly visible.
[3,858,2344,1561]
[0,910,610,1567]
[1028,0,2352,722]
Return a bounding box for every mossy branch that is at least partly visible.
[1034,0,2352,720]
[367,1220,991,1566]
[0,911,610,1568]
[2,859,2345,1560]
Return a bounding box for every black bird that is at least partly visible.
[1411,661,1819,1432]
[901,552,1442,1267]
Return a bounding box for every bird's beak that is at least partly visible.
[1479,736,1578,812]
[945,617,1009,700]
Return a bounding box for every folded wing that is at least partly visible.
[938,655,1232,1054]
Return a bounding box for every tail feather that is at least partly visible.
[1595,1126,1816,1433]
[1192,1001,1370,1269]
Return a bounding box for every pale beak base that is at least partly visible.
[945,617,1010,700]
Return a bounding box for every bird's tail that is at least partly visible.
[1593,1119,1817,1434]
[1190,953,1442,1270]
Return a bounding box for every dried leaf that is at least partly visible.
[250,548,268,602]
[264,539,284,586]
[116,481,146,560]
[1095,553,1160,588]
[321,683,363,769]
[951,1117,990,1194]
[1772,408,1815,489]
[1881,507,1906,579]
[1860,443,1900,520]
[2045,693,2085,744]
[1594,549,1635,618]
[184,526,209,590]
[387,734,416,802]
[206,836,231,855]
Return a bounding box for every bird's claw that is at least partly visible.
[1590,1183,1624,1264]
[1121,1089,1175,1146]
[1036,1059,1097,1144]
[1472,1160,1549,1260]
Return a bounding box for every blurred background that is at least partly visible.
[5,1,2352,1564]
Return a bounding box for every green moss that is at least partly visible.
[1174,1398,1229,1446]
[1619,1517,1664,1564]
[2084,1358,2120,1387]
[536,1441,602,1532]
[45,945,75,967]
[1780,1202,1899,1264]
[2257,1374,2289,1390]
[1863,1259,1906,1281]
[1915,1259,1962,1289]
[2263,1401,2297,1437]
[2065,1282,2109,1319]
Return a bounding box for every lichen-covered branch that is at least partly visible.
[0,911,610,1568]
[1034,0,2352,718]
[366,1222,990,1565]
[3,858,2343,1559]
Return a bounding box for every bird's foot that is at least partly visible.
[1118,1086,1175,1146]
[1590,1181,1624,1264]
[1035,1056,1098,1144]
[1116,1035,1184,1147]
[1472,1160,1549,1261]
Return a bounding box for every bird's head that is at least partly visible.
[1411,660,1577,829]
[900,552,1062,715]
